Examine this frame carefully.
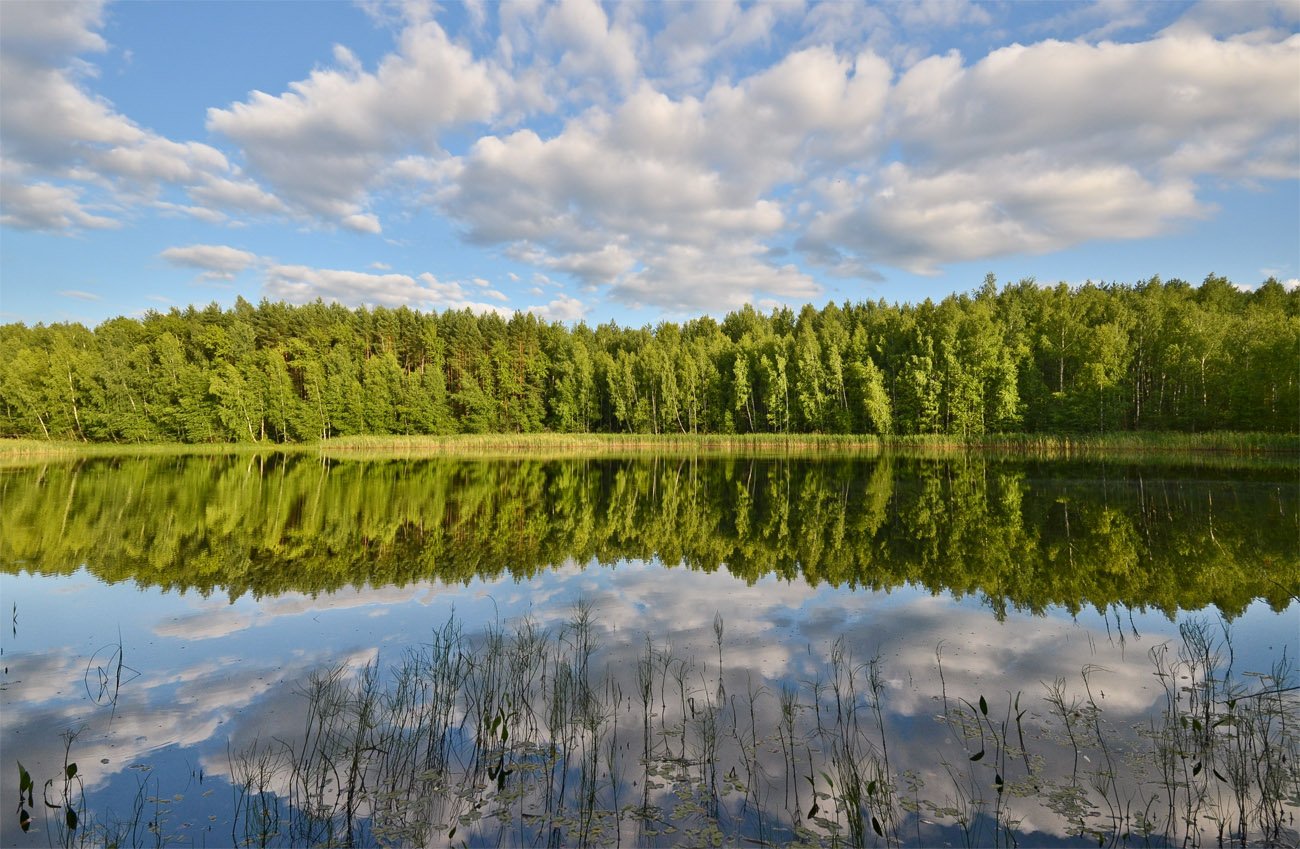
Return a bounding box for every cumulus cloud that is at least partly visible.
[528,293,588,322]
[206,17,499,229]
[265,265,441,308]
[0,0,107,58]
[613,242,819,312]
[160,244,261,279]
[795,29,1299,275]
[0,0,232,231]
[651,0,804,89]
[188,175,287,216]
[258,263,533,317]
[538,0,641,96]
[889,34,1300,175]
[3,2,1296,312]
[805,157,1205,274]
[439,48,894,310]
[254,261,588,321]
[0,177,119,230]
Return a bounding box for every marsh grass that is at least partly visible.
[20,612,1300,848]
[3,431,1296,467]
[889,431,1300,456]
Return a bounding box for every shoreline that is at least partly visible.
[2,431,1296,463]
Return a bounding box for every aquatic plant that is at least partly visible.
[15,610,1295,848]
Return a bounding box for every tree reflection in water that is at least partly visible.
[3,454,1296,615]
[3,454,1297,846]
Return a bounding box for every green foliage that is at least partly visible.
[2,455,1294,617]
[0,276,1296,443]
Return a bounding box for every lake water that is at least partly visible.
[2,454,1297,848]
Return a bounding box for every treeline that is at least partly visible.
[2,274,1296,442]
[3,456,1295,616]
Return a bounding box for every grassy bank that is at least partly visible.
[313,432,889,458]
[0,438,277,463]
[890,431,1300,455]
[2,431,1297,464]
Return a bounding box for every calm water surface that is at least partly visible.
[2,454,1297,848]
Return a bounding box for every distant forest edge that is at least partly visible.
[2,274,1296,443]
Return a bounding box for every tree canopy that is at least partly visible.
[2,275,1296,442]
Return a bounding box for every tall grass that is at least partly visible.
[892,431,1300,456]
[26,610,1296,848]
[4,430,1296,465]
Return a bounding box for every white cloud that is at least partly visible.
[2,2,1296,312]
[507,242,638,282]
[651,0,804,89]
[260,264,513,316]
[1161,0,1300,41]
[207,18,499,228]
[266,265,436,308]
[528,293,588,322]
[1024,0,1158,43]
[188,175,287,216]
[0,61,143,168]
[795,28,1299,276]
[889,34,1300,177]
[160,243,261,279]
[0,177,118,230]
[538,0,640,95]
[57,289,101,301]
[800,3,894,55]
[440,47,891,311]
[153,200,228,224]
[341,211,382,234]
[895,0,991,30]
[256,261,591,320]
[95,135,229,187]
[0,0,107,57]
[0,0,232,231]
[806,157,1205,274]
[613,242,819,312]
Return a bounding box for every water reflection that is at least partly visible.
[2,454,1296,614]
[4,597,1298,848]
[1,455,1297,847]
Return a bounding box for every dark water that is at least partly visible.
[1,454,1297,847]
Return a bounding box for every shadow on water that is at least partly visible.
[12,610,1299,848]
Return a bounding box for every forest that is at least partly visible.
[1,274,1296,442]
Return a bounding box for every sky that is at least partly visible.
[0,0,1297,328]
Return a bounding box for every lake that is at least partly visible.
[2,453,1297,848]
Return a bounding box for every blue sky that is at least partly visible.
[1,0,1297,328]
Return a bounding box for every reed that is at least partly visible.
[4,430,1295,465]
[18,611,1299,848]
